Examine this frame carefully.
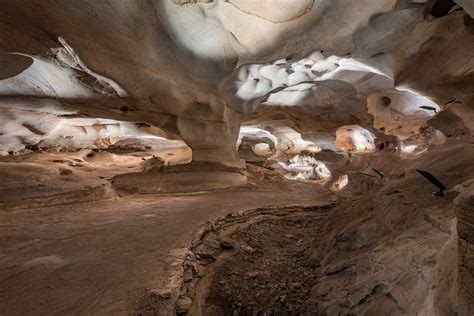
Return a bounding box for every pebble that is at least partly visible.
[245,271,260,278]
[175,297,192,313]
[149,288,171,299]
[219,238,235,250]
[240,243,256,254]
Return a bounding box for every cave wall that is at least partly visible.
[1,0,474,314]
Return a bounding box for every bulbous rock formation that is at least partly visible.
[1,0,474,314]
[1,0,473,169]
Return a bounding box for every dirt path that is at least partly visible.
[0,182,333,315]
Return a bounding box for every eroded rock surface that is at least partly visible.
[1,0,474,315]
[196,142,474,315]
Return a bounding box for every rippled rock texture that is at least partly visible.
[1,0,474,314]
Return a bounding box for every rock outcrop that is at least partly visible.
[1,0,474,314]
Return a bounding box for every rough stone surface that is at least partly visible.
[1,1,474,315]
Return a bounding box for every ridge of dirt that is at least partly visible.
[136,202,337,315]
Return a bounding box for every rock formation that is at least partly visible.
[0,0,473,314]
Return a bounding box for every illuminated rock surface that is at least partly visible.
[0,0,473,315]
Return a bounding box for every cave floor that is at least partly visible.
[0,142,473,315]
[196,186,458,315]
[0,176,334,315]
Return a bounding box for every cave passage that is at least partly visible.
[0,1,473,315]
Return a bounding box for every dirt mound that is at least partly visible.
[205,213,328,315]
